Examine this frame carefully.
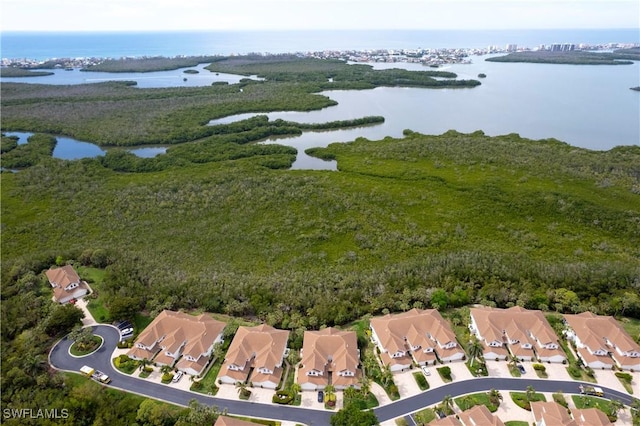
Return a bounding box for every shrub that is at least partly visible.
[272,390,293,404]
[533,364,546,372]
[161,373,174,383]
[438,366,452,381]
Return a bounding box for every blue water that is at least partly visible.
[2,29,639,60]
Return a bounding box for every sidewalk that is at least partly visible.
[76,297,97,326]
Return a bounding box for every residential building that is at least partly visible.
[431,405,505,426]
[458,405,505,426]
[564,311,640,371]
[297,327,360,391]
[531,401,613,426]
[218,324,289,389]
[45,265,89,304]
[370,308,464,372]
[469,306,565,363]
[214,416,257,426]
[127,310,225,376]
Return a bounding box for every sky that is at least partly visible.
[1,0,639,32]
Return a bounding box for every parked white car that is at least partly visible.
[421,366,431,376]
[172,371,183,383]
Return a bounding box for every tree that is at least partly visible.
[526,385,536,402]
[108,295,141,322]
[468,338,484,367]
[135,399,179,426]
[440,394,454,415]
[610,399,624,417]
[360,375,371,397]
[68,326,96,351]
[45,304,84,336]
[235,381,247,395]
[175,399,224,426]
[290,382,301,396]
[330,402,379,426]
[488,388,503,406]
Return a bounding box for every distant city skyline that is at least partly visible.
[1,0,639,33]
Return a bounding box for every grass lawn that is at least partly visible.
[413,371,429,391]
[615,372,634,394]
[571,395,614,414]
[413,408,436,424]
[436,366,453,383]
[70,335,102,356]
[511,392,546,410]
[454,392,499,412]
[504,422,529,426]
[508,365,522,378]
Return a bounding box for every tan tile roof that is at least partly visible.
[45,265,89,302]
[531,401,577,426]
[225,324,289,373]
[370,308,459,356]
[430,415,462,425]
[46,265,80,288]
[298,327,360,388]
[471,306,564,359]
[214,416,258,426]
[564,312,640,355]
[458,405,505,426]
[571,408,614,426]
[128,310,225,365]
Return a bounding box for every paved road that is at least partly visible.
[49,325,333,425]
[50,325,637,425]
[374,376,636,422]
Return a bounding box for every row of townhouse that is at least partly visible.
[432,398,613,426]
[370,308,465,372]
[469,306,566,363]
[563,311,640,371]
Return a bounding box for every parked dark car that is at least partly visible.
[317,391,324,403]
[517,364,526,374]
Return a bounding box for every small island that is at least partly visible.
[486,48,640,65]
[0,67,55,77]
[631,87,640,92]
[478,73,487,78]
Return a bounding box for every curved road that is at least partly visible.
[50,325,637,425]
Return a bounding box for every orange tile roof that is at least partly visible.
[214,416,258,426]
[370,308,460,357]
[571,408,614,426]
[46,265,80,288]
[127,310,225,371]
[531,401,577,426]
[471,306,564,360]
[298,327,360,388]
[564,312,640,355]
[223,324,289,383]
[458,405,505,426]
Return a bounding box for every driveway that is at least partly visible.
[394,370,422,398]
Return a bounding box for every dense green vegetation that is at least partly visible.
[1,56,476,148]
[1,133,56,168]
[486,49,640,65]
[78,56,223,72]
[205,55,480,89]
[0,67,55,77]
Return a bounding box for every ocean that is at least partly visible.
[1,29,639,60]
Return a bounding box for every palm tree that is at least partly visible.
[22,354,47,377]
[359,375,371,397]
[525,385,536,402]
[488,388,502,405]
[160,365,172,375]
[139,358,151,371]
[441,394,454,414]
[380,365,394,388]
[235,381,247,395]
[610,399,624,418]
[468,338,484,367]
[290,382,301,396]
